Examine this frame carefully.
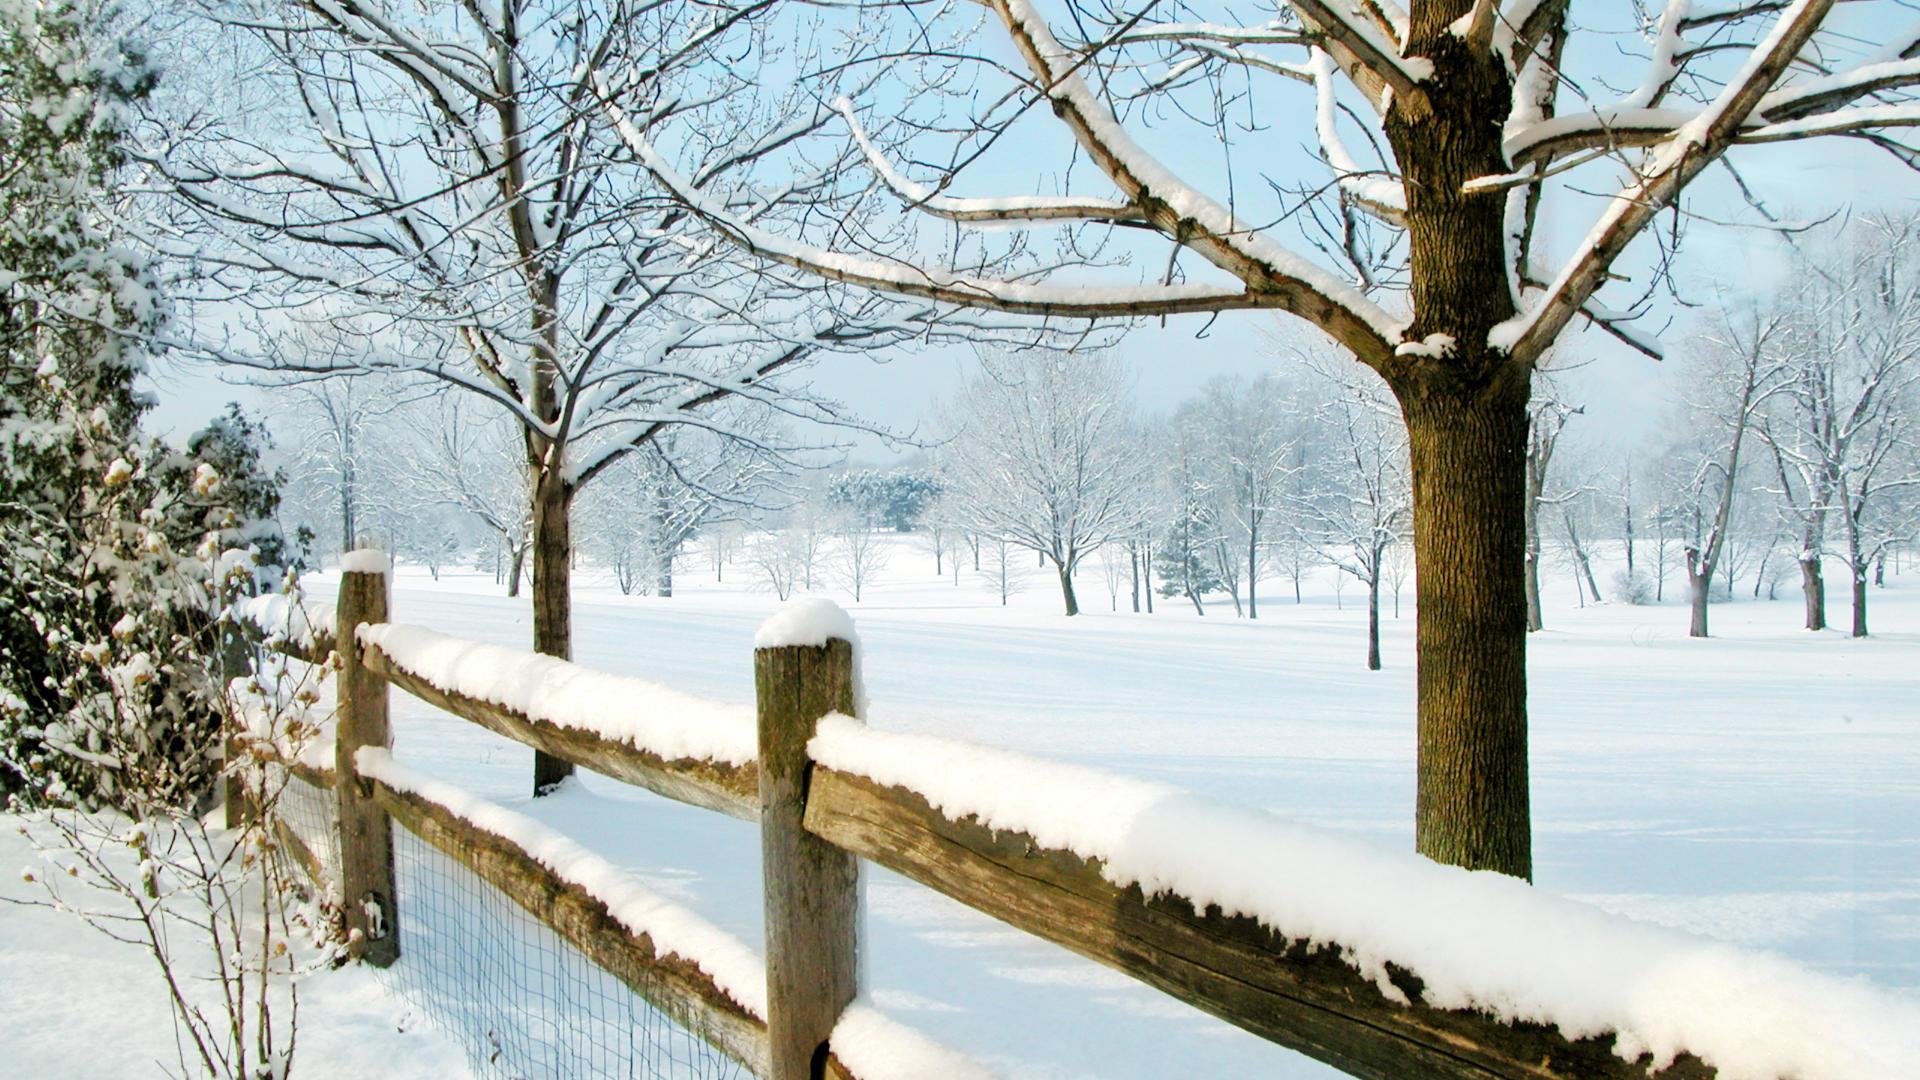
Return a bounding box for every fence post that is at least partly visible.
[755,633,860,1080]
[334,550,398,967]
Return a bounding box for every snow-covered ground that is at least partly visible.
[7,537,1919,1077]
[0,817,470,1078]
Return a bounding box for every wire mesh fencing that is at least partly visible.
[273,771,341,885]
[381,823,749,1080]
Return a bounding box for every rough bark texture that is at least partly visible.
[755,639,860,1080]
[334,565,399,966]
[1376,10,1531,880]
[530,476,576,793]
[1393,371,1533,881]
[1687,566,1711,638]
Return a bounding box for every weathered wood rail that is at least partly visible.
[237,560,1762,1080]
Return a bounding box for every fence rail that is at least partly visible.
[235,562,1867,1080]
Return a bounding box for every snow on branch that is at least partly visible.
[1287,0,1432,113]
[596,82,1276,321]
[1494,0,1836,363]
[809,718,1920,1079]
[833,99,1147,225]
[1310,49,1407,223]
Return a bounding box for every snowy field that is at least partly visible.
[8,536,1920,1078]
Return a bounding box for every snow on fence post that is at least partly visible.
[754,600,861,1080]
[335,549,399,967]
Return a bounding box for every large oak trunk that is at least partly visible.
[531,476,576,792]
[1395,372,1532,881]
[1384,15,1531,880]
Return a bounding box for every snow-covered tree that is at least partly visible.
[580,417,785,598]
[1181,375,1300,619]
[1673,310,1790,638]
[0,1,296,810]
[937,352,1150,616]
[1292,369,1411,671]
[154,0,926,792]
[1759,218,1920,637]
[614,0,1920,878]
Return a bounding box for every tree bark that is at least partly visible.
[1056,560,1079,616]
[1366,568,1382,672]
[1129,545,1141,613]
[1687,563,1710,639]
[531,474,575,793]
[1393,369,1532,881]
[1247,529,1259,620]
[507,540,526,598]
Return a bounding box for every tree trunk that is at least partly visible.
[1564,511,1601,604]
[1800,555,1826,631]
[507,541,526,598]
[1142,542,1153,613]
[1056,560,1079,616]
[1522,550,1543,632]
[1246,529,1259,620]
[530,475,575,793]
[1129,545,1141,613]
[1848,518,1868,638]
[1366,569,1382,672]
[1394,369,1531,881]
[1687,560,1710,638]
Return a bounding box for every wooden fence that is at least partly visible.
[242,563,1734,1080]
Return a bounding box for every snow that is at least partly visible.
[233,590,337,650]
[14,537,1920,1079]
[830,1002,1001,1080]
[339,548,392,575]
[0,815,470,1078]
[1392,332,1455,359]
[356,752,996,1078]
[809,717,1920,1078]
[754,596,859,649]
[358,622,756,766]
[318,538,1920,1079]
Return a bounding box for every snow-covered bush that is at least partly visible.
[0,2,292,813]
[1611,568,1656,606]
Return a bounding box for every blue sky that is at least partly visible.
[142,2,1919,461]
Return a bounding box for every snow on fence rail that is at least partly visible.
[236,567,1920,1080]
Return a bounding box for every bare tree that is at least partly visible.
[1293,368,1412,671]
[1676,311,1789,637]
[1760,218,1920,636]
[608,0,1920,876]
[1523,394,1578,631]
[1185,375,1299,619]
[831,513,890,603]
[936,352,1150,616]
[395,396,534,598]
[152,0,920,792]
